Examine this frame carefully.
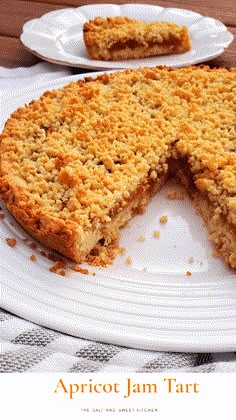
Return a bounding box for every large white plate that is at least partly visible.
[0,73,235,352]
[20,3,234,70]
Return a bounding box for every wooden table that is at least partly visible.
[1,0,235,68]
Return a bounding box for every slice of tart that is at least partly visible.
[83,16,191,61]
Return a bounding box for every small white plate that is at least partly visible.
[0,72,235,352]
[20,3,234,70]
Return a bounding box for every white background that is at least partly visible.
[1,373,235,419]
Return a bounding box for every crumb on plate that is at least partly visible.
[137,236,145,242]
[159,215,168,224]
[70,265,89,275]
[6,237,16,247]
[49,260,66,274]
[125,256,132,265]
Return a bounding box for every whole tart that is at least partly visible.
[0,66,236,267]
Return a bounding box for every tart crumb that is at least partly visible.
[188,256,194,264]
[85,241,118,267]
[30,254,36,262]
[153,230,160,238]
[70,265,89,275]
[118,247,126,255]
[58,270,66,276]
[49,260,66,273]
[6,238,16,247]
[166,190,184,200]
[186,271,192,276]
[125,256,132,265]
[167,190,185,200]
[159,215,168,224]
[167,191,177,200]
[137,236,145,242]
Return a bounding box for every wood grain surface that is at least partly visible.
[0,0,235,67]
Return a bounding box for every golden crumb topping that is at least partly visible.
[84,16,189,45]
[1,67,236,228]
